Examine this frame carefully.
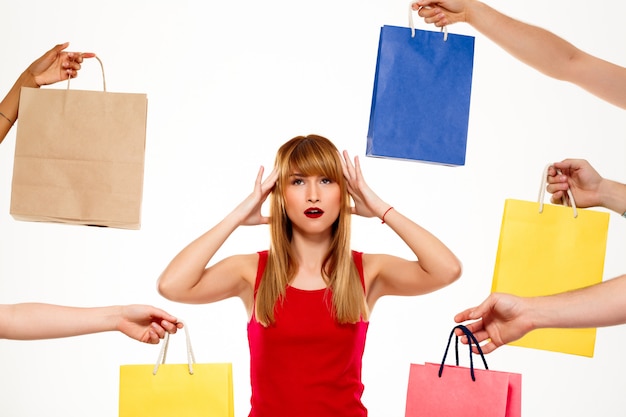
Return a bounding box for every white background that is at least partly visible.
[1,1,625,416]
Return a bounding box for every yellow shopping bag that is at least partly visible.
[119,323,234,417]
[491,165,610,357]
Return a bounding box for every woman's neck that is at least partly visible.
[290,231,332,264]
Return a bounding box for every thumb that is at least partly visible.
[454,306,476,323]
[468,295,495,320]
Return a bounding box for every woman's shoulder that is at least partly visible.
[225,251,267,257]
[359,252,400,275]
[217,252,266,275]
[218,252,266,287]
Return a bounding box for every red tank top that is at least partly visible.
[247,250,369,417]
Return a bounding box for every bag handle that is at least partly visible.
[66,55,107,92]
[438,324,488,381]
[538,163,578,218]
[408,1,449,41]
[152,320,196,375]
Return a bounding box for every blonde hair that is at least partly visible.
[255,134,369,326]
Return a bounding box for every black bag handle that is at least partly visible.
[438,324,489,381]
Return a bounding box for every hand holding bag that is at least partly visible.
[11,56,147,229]
[366,4,475,166]
[119,322,234,417]
[405,324,521,417]
[491,164,610,357]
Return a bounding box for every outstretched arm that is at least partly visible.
[456,274,626,353]
[413,0,626,109]
[0,303,181,343]
[0,42,95,144]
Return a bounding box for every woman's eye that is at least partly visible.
[321,178,332,184]
[292,178,304,185]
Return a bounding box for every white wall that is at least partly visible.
[1,0,625,416]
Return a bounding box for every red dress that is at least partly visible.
[247,250,369,417]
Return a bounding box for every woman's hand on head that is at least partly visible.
[236,166,278,226]
[340,151,387,219]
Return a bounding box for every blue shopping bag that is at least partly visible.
[366,25,475,166]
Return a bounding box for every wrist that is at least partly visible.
[599,179,626,215]
[111,305,125,332]
[0,110,13,125]
[528,294,573,331]
[380,206,394,224]
[18,69,41,89]
[518,296,547,335]
[464,0,483,26]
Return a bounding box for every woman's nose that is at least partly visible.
[307,185,320,203]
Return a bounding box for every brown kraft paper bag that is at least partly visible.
[10,57,147,229]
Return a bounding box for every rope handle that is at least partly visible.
[438,324,488,381]
[66,55,107,92]
[152,320,196,375]
[538,163,578,218]
[408,1,448,41]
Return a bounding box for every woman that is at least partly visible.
[158,134,461,417]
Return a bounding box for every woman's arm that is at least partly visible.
[365,208,462,299]
[157,167,277,310]
[340,152,462,305]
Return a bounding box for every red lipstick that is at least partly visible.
[304,207,324,218]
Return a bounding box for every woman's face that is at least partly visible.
[283,171,341,237]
